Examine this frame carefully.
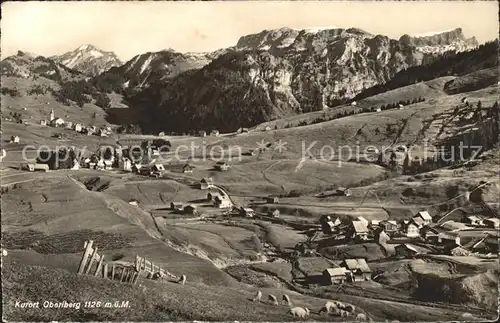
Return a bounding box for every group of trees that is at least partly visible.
[53,80,111,109]
[1,87,20,97]
[116,123,142,134]
[365,97,426,112]
[27,85,48,96]
[37,148,78,170]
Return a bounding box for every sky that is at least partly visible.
[1,1,498,62]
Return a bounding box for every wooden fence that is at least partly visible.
[135,255,178,280]
[77,240,140,284]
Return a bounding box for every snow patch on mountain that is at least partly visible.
[52,44,123,76]
[140,54,155,74]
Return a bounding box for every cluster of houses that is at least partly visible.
[320,210,499,258]
[322,258,372,285]
[197,130,220,137]
[40,109,111,137]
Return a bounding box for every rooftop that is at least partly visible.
[342,258,371,273]
[324,267,347,277]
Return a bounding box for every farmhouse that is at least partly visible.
[214,161,230,171]
[129,200,139,206]
[439,232,461,246]
[65,121,73,129]
[170,202,184,211]
[411,216,425,229]
[356,216,369,227]
[340,258,371,282]
[265,196,279,204]
[40,120,47,126]
[348,221,369,241]
[323,267,348,285]
[239,207,255,218]
[483,218,500,229]
[182,164,194,173]
[402,222,420,238]
[336,187,352,196]
[50,117,65,127]
[440,220,470,231]
[152,164,165,172]
[198,177,214,189]
[214,196,232,209]
[210,130,220,137]
[10,135,20,143]
[462,215,483,226]
[74,123,83,132]
[268,209,280,218]
[198,131,207,137]
[414,211,433,225]
[379,220,398,233]
[395,244,420,258]
[420,226,440,241]
[183,204,198,215]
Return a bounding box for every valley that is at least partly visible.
[1,10,499,323]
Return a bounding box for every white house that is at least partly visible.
[214,196,232,209]
[65,121,73,129]
[10,135,20,143]
[415,211,433,225]
[51,117,65,127]
[351,101,357,106]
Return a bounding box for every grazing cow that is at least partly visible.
[252,290,262,302]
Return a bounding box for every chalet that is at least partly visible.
[214,196,232,209]
[461,97,469,104]
[241,128,249,133]
[214,161,230,171]
[182,164,195,173]
[10,135,20,143]
[379,220,398,233]
[71,159,80,170]
[128,200,139,206]
[323,267,348,285]
[483,218,500,229]
[268,209,280,218]
[122,158,132,171]
[403,222,420,238]
[369,219,380,229]
[50,117,65,127]
[411,216,425,229]
[348,221,369,241]
[264,126,272,131]
[33,164,50,172]
[340,258,371,282]
[98,129,108,137]
[74,123,82,132]
[375,108,382,112]
[65,121,73,129]
[152,164,165,172]
[265,196,279,204]
[462,215,483,226]
[198,177,214,189]
[40,120,47,126]
[96,159,105,170]
[395,244,420,258]
[239,207,255,218]
[198,131,207,137]
[351,101,357,106]
[356,216,369,227]
[414,211,433,225]
[420,226,440,242]
[439,232,461,246]
[170,202,184,211]
[183,204,198,215]
[210,130,220,137]
[336,187,352,196]
[322,221,336,234]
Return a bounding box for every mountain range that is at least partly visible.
[1,27,487,132]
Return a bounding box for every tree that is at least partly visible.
[403,153,411,175]
[252,234,262,253]
[477,100,482,110]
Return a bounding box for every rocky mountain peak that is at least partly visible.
[52,44,123,76]
[399,27,478,54]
